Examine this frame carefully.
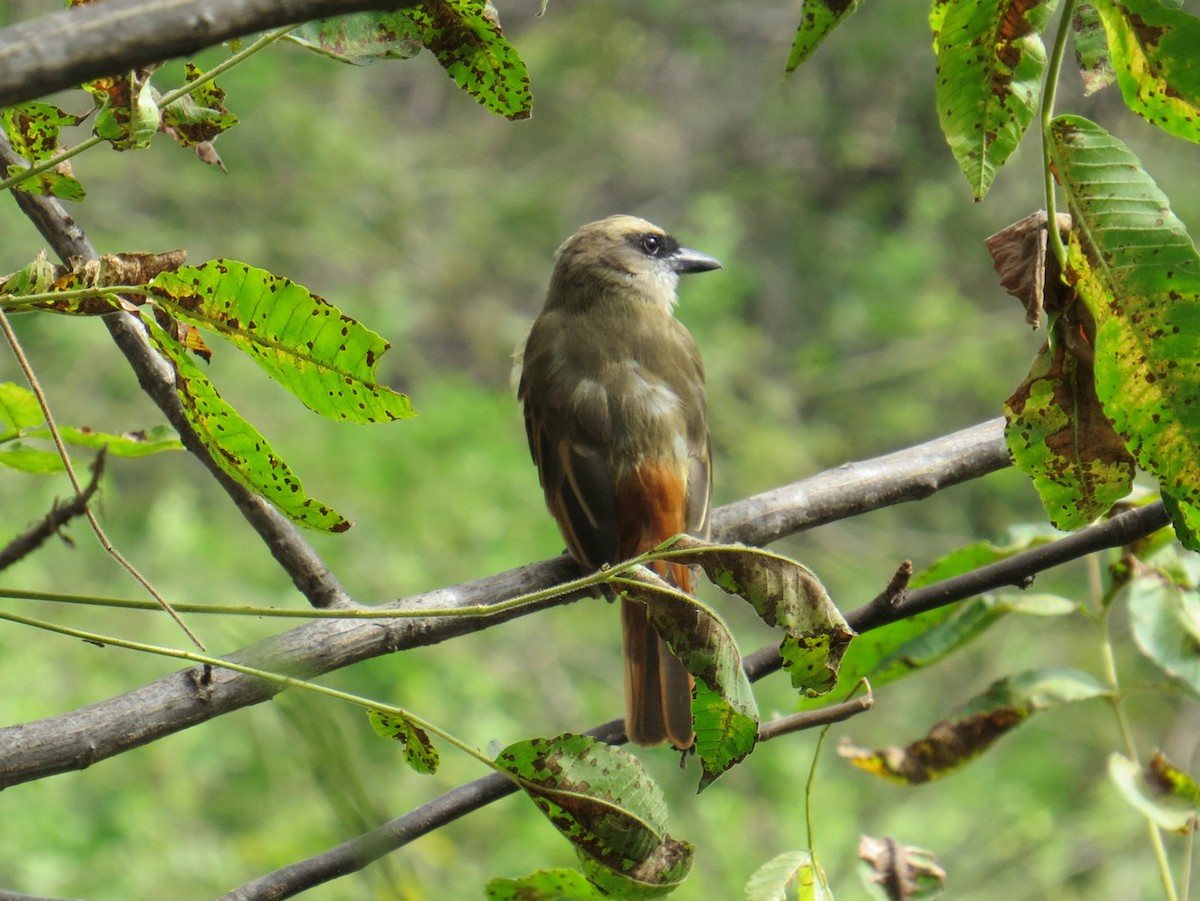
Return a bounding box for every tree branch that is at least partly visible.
[0,450,105,572]
[0,0,417,109]
[0,421,1009,789]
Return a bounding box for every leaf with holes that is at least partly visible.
[0,102,86,200]
[149,260,413,424]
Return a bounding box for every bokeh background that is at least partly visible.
[2,1,1199,897]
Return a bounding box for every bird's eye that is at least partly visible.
[640,234,663,256]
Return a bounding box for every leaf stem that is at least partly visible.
[1040,0,1076,272]
[0,285,144,313]
[0,606,494,769]
[1099,594,1179,901]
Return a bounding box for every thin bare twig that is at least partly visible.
[0,450,106,572]
[757,691,874,743]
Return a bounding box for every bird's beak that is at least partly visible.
[669,247,722,274]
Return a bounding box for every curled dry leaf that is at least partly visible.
[985,210,1074,327]
[858,835,946,901]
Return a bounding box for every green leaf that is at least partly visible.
[1094,0,1200,143]
[0,382,45,434]
[786,0,863,73]
[869,592,1078,687]
[800,533,1057,708]
[486,869,605,900]
[745,849,831,901]
[366,709,439,774]
[21,424,182,458]
[494,734,693,897]
[1073,2,1116,95]
[400,0,532,120]
[933,0,1060,199]
[149,260,414,424]
[691,679,758,792]
[1109,752,1198,833]
[1050,116,1200,534]
[839,668,1108,783]
[141,315,351,533]
[1125,569,1200,693]
[0,442,66,474]
[1004,314,1137,529]
[663,537,852,698]
[617,570,758,789]
[1161,491,1200,552]
[287,13,424,63]
[0,102,86,200]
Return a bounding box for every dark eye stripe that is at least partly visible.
[628,232,680,258]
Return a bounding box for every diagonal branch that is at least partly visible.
[0,0,417,109]
[0,420,1009,789]
[0,450,106,572]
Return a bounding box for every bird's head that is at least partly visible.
[546,215,721,313]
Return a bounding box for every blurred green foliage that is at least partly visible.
[1,0,1198,897]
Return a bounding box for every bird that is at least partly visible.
[516,215,720,749]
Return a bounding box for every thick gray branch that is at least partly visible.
[0,421,1008,789]
[0,0,414,108]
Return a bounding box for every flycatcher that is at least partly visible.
[516,215,720,749]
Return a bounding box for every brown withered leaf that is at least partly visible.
[838,708,1025,785]
[1004,297,1136,530]
[2,251,187,315]
[840,668,1107,784]
[858,835,947,901]
[192,141,228,172]
[153,307,213,362]
[986,210,1074,327]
